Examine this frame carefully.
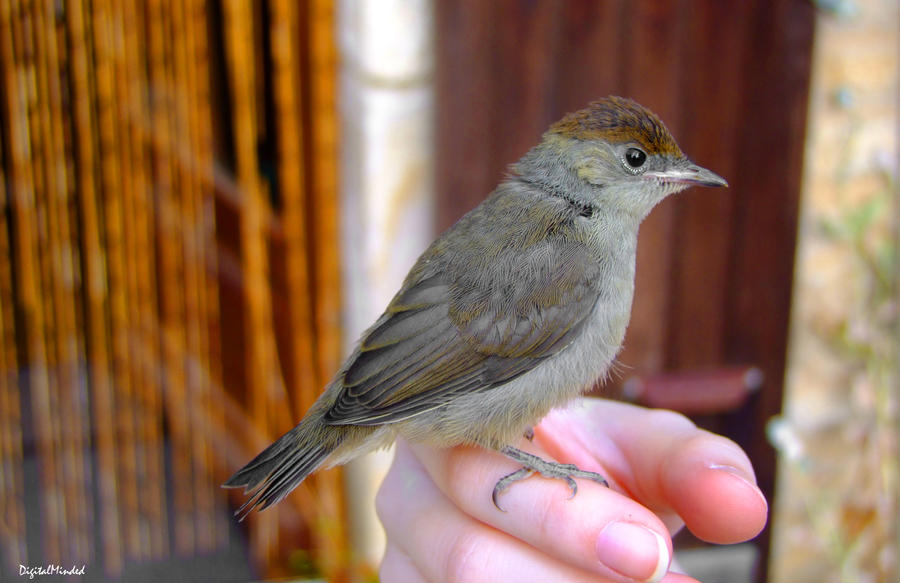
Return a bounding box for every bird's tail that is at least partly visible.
[223,418,339,520]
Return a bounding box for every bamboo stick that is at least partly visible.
[308,0,342,386]
[107,0,162,561]
[6,0,65,564]
[169,0,201,553]
[108,0,142,559]
[269,0,317,420]
[170,0,216,552]
[222,0,282,567]
[22,0,69,564]
[31,0,92,563]
[90,0,144,561]
[66,0,124,573]
[117,0,169,560]
[57,6,96,563]
[147,0,195,556]
[181,0,224,551]
[306,0,347,577]
[53,3,95,561]
[0,91,28,571]
[46,0,94,563]
[29,0,64,562]
[185,0,229,547]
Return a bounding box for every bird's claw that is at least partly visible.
[492,467,535,512]
[492,446,609,511]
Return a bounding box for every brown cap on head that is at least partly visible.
[549,96,684,158]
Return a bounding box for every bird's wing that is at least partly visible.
[323,239,600,425]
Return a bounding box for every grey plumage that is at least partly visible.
[224,96,727,515]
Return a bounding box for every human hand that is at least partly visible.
[376,398,768,582]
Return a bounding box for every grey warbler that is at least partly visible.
[224,96,727,517]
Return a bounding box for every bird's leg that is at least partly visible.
[493,446,609,511]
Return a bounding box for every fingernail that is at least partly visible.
[596,521,669,582]
[709,464,769,508]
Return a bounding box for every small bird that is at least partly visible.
[224,96,727,517]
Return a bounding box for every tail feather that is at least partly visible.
[223,426,336,520]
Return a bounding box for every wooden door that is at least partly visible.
[435,2,815,580]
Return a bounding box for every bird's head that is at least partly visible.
[512,96,727,220]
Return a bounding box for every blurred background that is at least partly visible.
[0,1,895,582]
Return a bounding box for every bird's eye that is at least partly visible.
[624,147,647,169]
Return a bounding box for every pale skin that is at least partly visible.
[377,399,768,583]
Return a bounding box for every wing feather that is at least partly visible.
[323,232,602,426]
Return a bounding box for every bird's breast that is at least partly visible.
[396,238,638,450]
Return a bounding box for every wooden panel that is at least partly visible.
[436,2,816,580]
[435,1,506,228]
[553,1,622,113]
[616,0,686,376]
[666,0,751,370]
[721,1,815,572]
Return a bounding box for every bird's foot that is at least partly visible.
[492,445,608,511]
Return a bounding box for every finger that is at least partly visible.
[658,433,768,543]
[381,544,429,583]
[410,441,672,583]
[538,400,768,543]
[381,441,649,583]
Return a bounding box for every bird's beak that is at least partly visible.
[645,163,728,188]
